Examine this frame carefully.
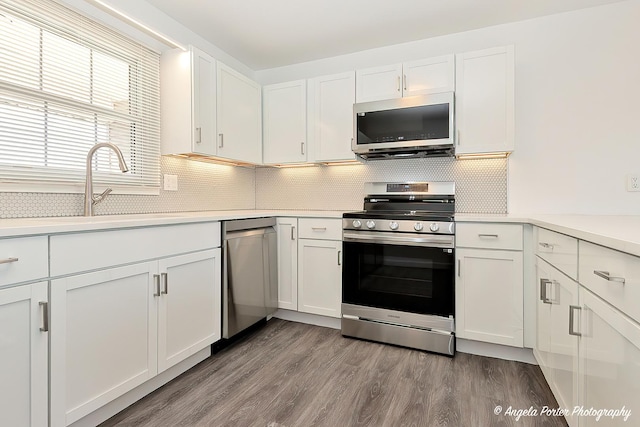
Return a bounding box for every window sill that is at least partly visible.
[0,181,160,196]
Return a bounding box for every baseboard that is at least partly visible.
[69,348,211,427]
[457,338,537,364]
[273,309,341,330]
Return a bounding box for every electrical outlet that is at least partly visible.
[163,174,178,191]
[627,174,640,192]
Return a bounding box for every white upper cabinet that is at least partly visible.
[455,46,515,156]
[307,71,356,162]
[355,55,454,102]
[216,62,262,164]
[263,80,307,164]
[161,46,217,156]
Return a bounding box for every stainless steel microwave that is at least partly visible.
[352,92,454,160]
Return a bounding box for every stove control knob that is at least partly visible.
[389,221,399,230]
[430,223,440,232]
[366,220,376,229]
[414,222,424,232]
[352,220,362,228]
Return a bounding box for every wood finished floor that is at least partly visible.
[101,319,567,427]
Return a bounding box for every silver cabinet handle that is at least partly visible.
[161,272,168,294]
[478,234,499,238]
[218,133,224,148]
[593,270,625,285]
[403,74,407,91]
[0,257,18,264]
[338,250,341,266]
[39,301,48,332]
[397,76,401,92]
[301,142,305,155]
[153,274,161,297]
[291,226,296,241]
[457,259,461,277]
[539,278,552,304]
[311,227,327,231]
[195,127,202,144]
[569,305,582,336]
[538,242,555,250]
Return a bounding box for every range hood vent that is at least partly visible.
[355,144,455,161]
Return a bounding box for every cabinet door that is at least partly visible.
[455,46,514,155]
[50,263,157,427]
[263,80,307,164]
[276,218,298,310]
[191,47,217,155]
[456,248,523,347]
[157,249,221,373]
[216,62,262,163]
[308,71,356,162]
[402,55,455,97]
[535,257,553,371]
[580,288,640,427]
[0,282,48,427]
[298,239,342,318]
[547,267,579,427]
[356,64,402,102]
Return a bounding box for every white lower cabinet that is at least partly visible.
[455,223,524,347]
[579,287,640,427]
[0,282,48,427]
[50,248,221,427]
[456,248,523,346]
[276,218,298,310]
[297,238,342,318]
[535,257,579,426]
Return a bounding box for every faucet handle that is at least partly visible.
[92,188,112,205]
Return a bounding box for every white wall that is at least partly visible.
[58,0,255,79]
[256,0,640,215]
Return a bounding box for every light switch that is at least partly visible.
[163,174,178,191]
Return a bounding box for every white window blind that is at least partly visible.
[0,0,160,193]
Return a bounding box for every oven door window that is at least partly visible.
[342,241,454,317]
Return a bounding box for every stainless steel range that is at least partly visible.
[341,182,456,356]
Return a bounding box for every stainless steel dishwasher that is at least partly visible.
[222,217,278,339]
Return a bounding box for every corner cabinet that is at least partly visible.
[263,80,307,164]
[455,46,515,156]
[161,46,217,156]
[355,55,455,102]
[455,223,524,347]
[216,62,262,164]
[0,282,48,427]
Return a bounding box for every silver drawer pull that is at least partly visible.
[569,305,582,337]
[311,227,327,231]
[478,234,498,238]
[153,274,161,297]
[291,226,296,241]
[593,270,625,285]
[538,242,555,249]
[161,273,169,295]
[39,301,49,332]
[539,278,552,304]
[0,257,19,264]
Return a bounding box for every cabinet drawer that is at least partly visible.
[455,223,522,250]
[535,227,578,280]
[298,218,342,240]
[50,222,220,277]
[579,240,640,323]
[0,236,48,287]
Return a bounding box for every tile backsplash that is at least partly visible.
[0,156,507,218]
[255,157,507,213]
[0,156,255,218]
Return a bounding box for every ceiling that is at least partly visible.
[145,0,625,70]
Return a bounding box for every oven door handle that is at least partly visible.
[343,232,454,248]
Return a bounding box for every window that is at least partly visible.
[0,0,160,193]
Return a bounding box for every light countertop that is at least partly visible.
[1,210,639,257]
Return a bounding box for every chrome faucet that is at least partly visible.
[84,143,129,216]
